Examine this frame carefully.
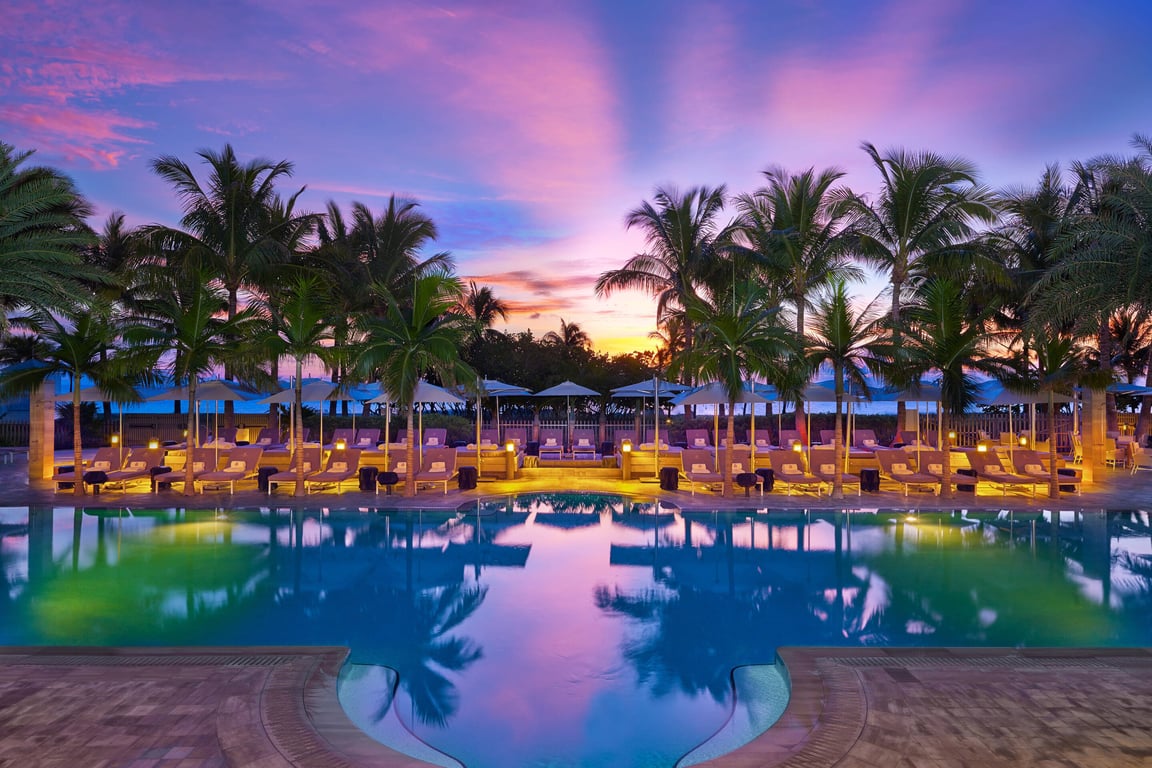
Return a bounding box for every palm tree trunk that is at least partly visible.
[404,405,416,497]
[73,390,85,497]
[942,419,954,500]
[724,403,735,497]
[833,388,844,500]
[294,361,305,497]
[1048,388,1061,498]
[183,380,198,496]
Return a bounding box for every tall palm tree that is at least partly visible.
[806,280,885,499]
[670,282,792,496]
[850,143,999,326]
[146,145,317,425]
[120,268,261,496]
[253,275,337,497]
[596,185,738,366]
[888,278,1003,499]
[0,142,101,333]
[0,307,139,495]
[456,281,509,346]
[355,273,475,497]
[734,166,861,436]
[352,197,455,297]
[542,318,590,356]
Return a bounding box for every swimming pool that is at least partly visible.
[1,496,1150,767]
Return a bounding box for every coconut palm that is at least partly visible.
[0,142,101,333]
[355,273,475,497]
[120,268,261,496]
[887,278,1004,499]
[542,318,590,356]
[253,275,337,496]
[351,197,455,298]
[670,281,792,496]
[596,185,738,361]
[0,307,139,495]
[456,281,509,346]
[806,280,885,499]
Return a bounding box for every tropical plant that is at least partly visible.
[120,268,261,495]
[253,275,337,496]
[806,280,884,499]
[351,196,454,297]
[596,185,738,367]
[886,278,1004,499]
[0,307,139,494]
[0,142,101,333]
[542,318,591,356]
[455,280,509,346]
[355,273,475,496]
[669,281,792,495]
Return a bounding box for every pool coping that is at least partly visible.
[3,645,1151,767]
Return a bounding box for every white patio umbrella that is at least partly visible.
[534,380,600,441]
[260,379,363,448]
[465,379,532,478]
[977,381,1074,451]
[674,382,771,467]
[147,378,259,449]
[612,378,689,446]
[54,385,141,464]
[366,380,464,465]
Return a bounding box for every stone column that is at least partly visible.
[1081,386,1105,484]
[28,380,56,488]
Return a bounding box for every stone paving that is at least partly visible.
[2,456,1151,767]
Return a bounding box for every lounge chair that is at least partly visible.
[875,449,939,496]
[354,428,381,449]
[53,447,125,492]
[725,451,761,495]
[768,450,824,496]
[967,450,1042,497]
[415,447,457,494]
[252,428,286,450]
[376,453,408,494]
[422,428,448,449]
[916,450,971,494]
[204,427,238,447]
[504,427,528,449]
[539,428,565,460]
[852,429,881,452]
[808,446,860,495]
[613,429,637,454]
[571,429,599,460]
[750,429,774,450]
[681,449,723,495]
[327,427,355,449]
[818,429,838,446]
[267,446,323,494]
[477,428,500,447]
[172,448,221,490]
[1013,449,1081,494]
[684,429,712,449]
[306,448,362,494]
[104,448,166,491]
[778,429,804,449]
[1129,442,1152,475]
[1104,438,1126,469]
[198,446,263,493]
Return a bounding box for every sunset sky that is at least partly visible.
[4,0,1151,354]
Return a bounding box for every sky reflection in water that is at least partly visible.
[1,498,1150,767]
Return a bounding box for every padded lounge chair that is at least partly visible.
[751,429,774,450]
[305,448,362,494]
[53,447,125,492]
[104,448,166,491]
[172,448,221,490]
[681,449,723,495]
[198,446,263,493]
[684,429,712,450]
[422,428,448,449]
[916,450,971,494]
[267,446,323,494]
[852,429,881,452]
[415,447,457,494]
[571,429,598,460]
[503,427,528,449]
[778,430,804,449]
[1012,449,1081,494]
[768,450,824,496]
[354,428,381,449]
[967,451,1042,497]
[875,449,939,496]
[539,428,565,460]
[327,427,355,449]
[613,429,637,454]
[252,428,286,450]
[808,446,861,495]
[1129,442,1152,475]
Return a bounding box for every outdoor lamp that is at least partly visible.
[621,439,632,453]
[335,437,347,451]
[148,437,160,450]
[620,439,632,481]
[505,441,517,479]
[505,441,515,453]
[182,429,188,438]
[977,444,988,453]
[110,434,120,446]
[1019,436,1028,446]
[792,442,803,453]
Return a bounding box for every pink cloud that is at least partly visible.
[0,103,153,169]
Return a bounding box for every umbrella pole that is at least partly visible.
[751,409,756,470]
[476,388,482,480]
[419,406,424,467]
[384,400,390,469]
[495,395,501,441]
[653,375,660,451]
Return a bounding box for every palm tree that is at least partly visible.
[253,275,337,496]
[888,278,1003,499]
[352,197,454,297]
[456,281,509,347]
[670,282,792,496]
[0,142,101,333]
[734,166,861,436]
[542,318,590,356]
[596,185,738,363]
[355,273,475,497]
[120,268,261,496]
[806,280,885,499]
[0,308,139,495]
[146,145,317,425]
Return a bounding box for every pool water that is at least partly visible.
[1,497,1150,767]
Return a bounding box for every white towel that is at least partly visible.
[228,460,246,472]
[891,462,910,475]
[928,463,943,474]
[820,463,835,474]
[545,438,558,446]
[427,437,439,445]
[693,438,706,446]
[301,462,312,473]
[331,461,347,473]
[395,462,407,474]
[93,460,111,471]
[732,463,744,473]
[192,462,205,473]
[1025,463,1043,474]
[691,463,709,473]
[430,461,446,473]
[358,437,372,445]
[863,439,876,447]
[986,465,1004,475]
[128,461,146,471]
[782,463,799,474]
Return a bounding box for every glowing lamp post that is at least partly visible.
[505,441,517,479]
[620,439,632,481]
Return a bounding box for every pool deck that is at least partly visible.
[3,456,1152,767]
[1,646,1149,767]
